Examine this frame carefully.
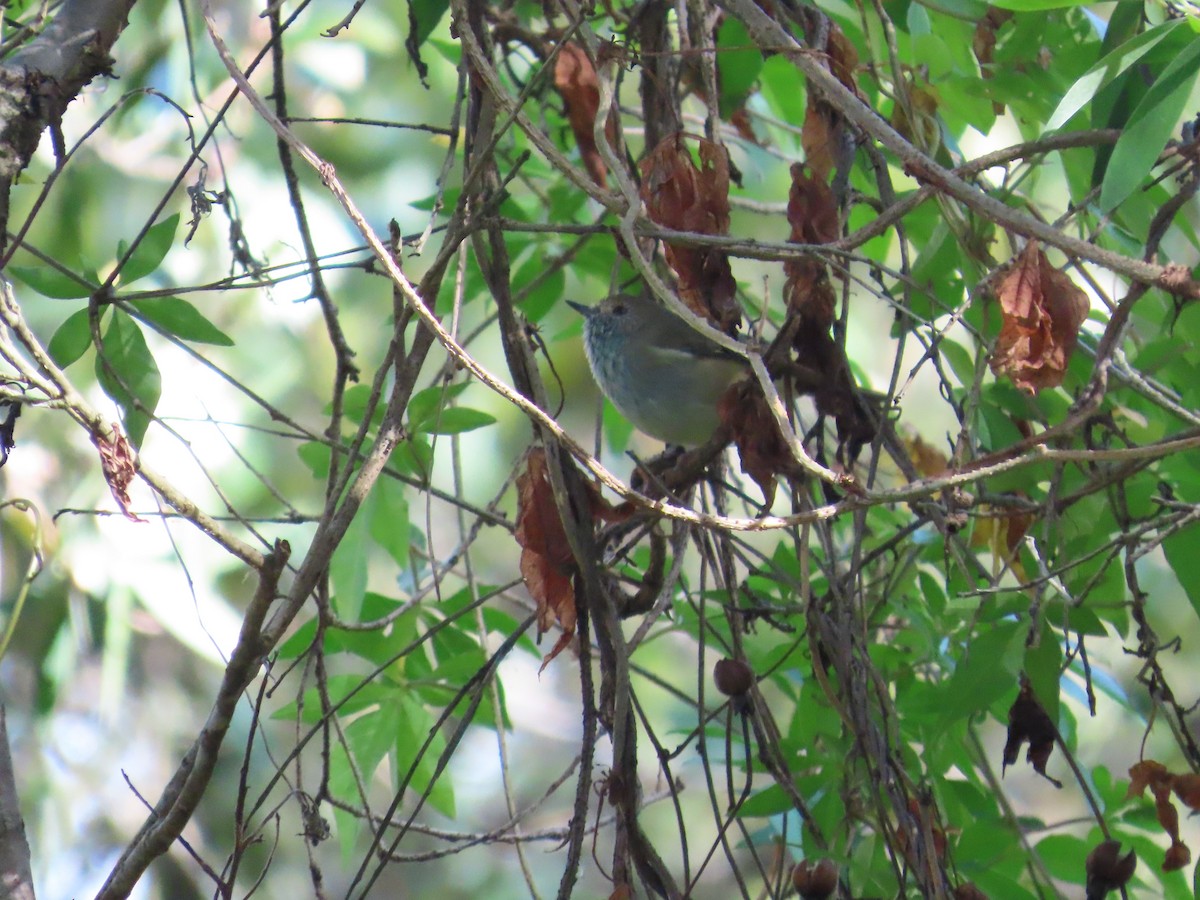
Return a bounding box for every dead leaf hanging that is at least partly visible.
[989,241,1090,394]
[552,42,617,186]
[639,133,740,332]
[93,425,146,523]
[515,448,577,671]
[1001,676,1061,787]
[1126,759,1195,871]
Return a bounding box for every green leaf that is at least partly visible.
[1034,833,1091,884]
[95,309,161,448]
[1163,528,1200,626]
[395,693,456,817]
[406,382,472,432]
[297,441,331,478]
[759,55,807,133]
[331,498,370,621]
[405,381,494,434]
[990,0,1130,9]
[369,476,411,569]
[48,308,98,368]
[10,266,93,299]
[418,406,495,434]
[933,620,1026,722]
[716,17,763,120]
[1100,37,1200,212]
[913,0,990,20]
[117,213,179,284]
[1047,20,1186,130]
[408,0,448,49]
[128,296,233,345]
[340,383,384,427]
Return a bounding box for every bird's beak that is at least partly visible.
[565,300,593,317]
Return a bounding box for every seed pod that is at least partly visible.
[713,658,753,697]
[1085,840,1136,899]
[791,858,838,899]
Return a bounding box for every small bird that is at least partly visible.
[568,294,748,447]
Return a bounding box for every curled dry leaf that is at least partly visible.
[1002,676,1062,787]
[1085,840,1136,899]
[801,21,859,182]
[989,241,1090,394]
[783,164,876,466]
[784,162,838,326]
[93,425,146,523]
[552,42,617,186]
[639,133,740,332]
[1126,759,1171,799]
[1172,772,1200,810]
[1127,759,1194,870]
[718,380,797,510]
[515,448,577,671]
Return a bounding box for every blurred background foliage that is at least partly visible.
[1,0,1200,898]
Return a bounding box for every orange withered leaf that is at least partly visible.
[553,42,616,186]
[989,242,1090,394]
[93,426,145,523]
[1002,677,1062,787]
[639,133,740,332]
[904,432,948,478]
[515,448,577,671]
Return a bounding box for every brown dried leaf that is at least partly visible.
[904,432,948,478]
[970,499,1033,580]
[1002,677,1061,787]
[553,42,616,186]
[515,448,577,671]
[802,21,859,182]
[989,242,1090,394]
[1086,840,1137,897]
[717,380,795,510]
[639,133,740,331]
[826,23,860,89]
[802,103,838,184]
[1163,840,1191,872]
[93,426,145,523]
[1155,788,1181,844]
[1127,759,1171,799]
[783,163,838,326]
[1172,772,1200,811]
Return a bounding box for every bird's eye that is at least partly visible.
[611,302,626,315]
